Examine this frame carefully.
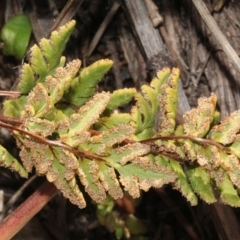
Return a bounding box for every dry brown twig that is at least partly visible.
[191,0,240,75]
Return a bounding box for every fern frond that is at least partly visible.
[187,166,216,203]
[169,158,198,205]
[3,96,27,118]
[209,110,240,144]
[4,20,240,210]
[47,149,86,208]
[105,88,136,112]
[157,68,179,136]
[95,113,132,130]
[18,64,35,94]
[132,68,179,140]
[218,173,240,207]
[183,93,217,137]
[151,67,171,92]
[118,163,176,198]
[45,59,81,104]
[87,124,135,155]
[64,59,113,106]
[134,92,155,132]
[0,144,28,178]
[60,92,110,147]
[18,20,76,93]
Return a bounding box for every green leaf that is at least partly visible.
[30,44,48,77]
[218,152,240,189]
[229,135,240,158]
[183,94,217,137]
[24,118,55,137]
[60,92,110,147]
[18,64,35,94]
[209,110,240,145]
[95,113,132,130]
[18,137,86,208]
[37,21,76,77]
[131,89,157,140]
[182,139,197,161]
[131,68,179,139]
[3,96,27,118]
[141,85,158,115]
[195,144,219,169]
[187,166,216,203]
[19,59,81,120]
[169,159,198,205]
[96,196,115,225]
[98,163,123,200]
[106,143,150,166]
[150,67,171,94]
[118,163,176,199]
[1,14,32,59]
[87,124,135,156]
[125,214,147,235]
[135,128,156,141]
[105,88,136,111]
[0,145,28,178]
[77,159,107,203]
[74,92,110,133]
[45,59,81,104]
[131,106,143,136]
[17,138,34,172]
[17,20,76,93]
[154,139,186,160]
[21,83,52,118]
[157,68,179,136]
[40,22,75,70]
[218,173,240,207]
[134,92,154,130]
[47,152,86,208]
[65,59,113,106]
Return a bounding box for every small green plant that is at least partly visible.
[1,20,240,238]
[1,14,32,60]
[96,196,147,239]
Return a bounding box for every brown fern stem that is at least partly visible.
[0,120,106,162]
[141,135,230,153]
[0,115,23,125]
[0,181,57,240]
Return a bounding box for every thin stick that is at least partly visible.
[0,181,57,240]
[191,0,240,75]
[155,188,201,240]
[0,91,21,98]
[87,1,121,57]
[1,175,38,221]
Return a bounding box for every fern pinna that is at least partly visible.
[1,20,240,208]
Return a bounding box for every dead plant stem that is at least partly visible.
[0,181,57,240]
[191,0,240,74]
